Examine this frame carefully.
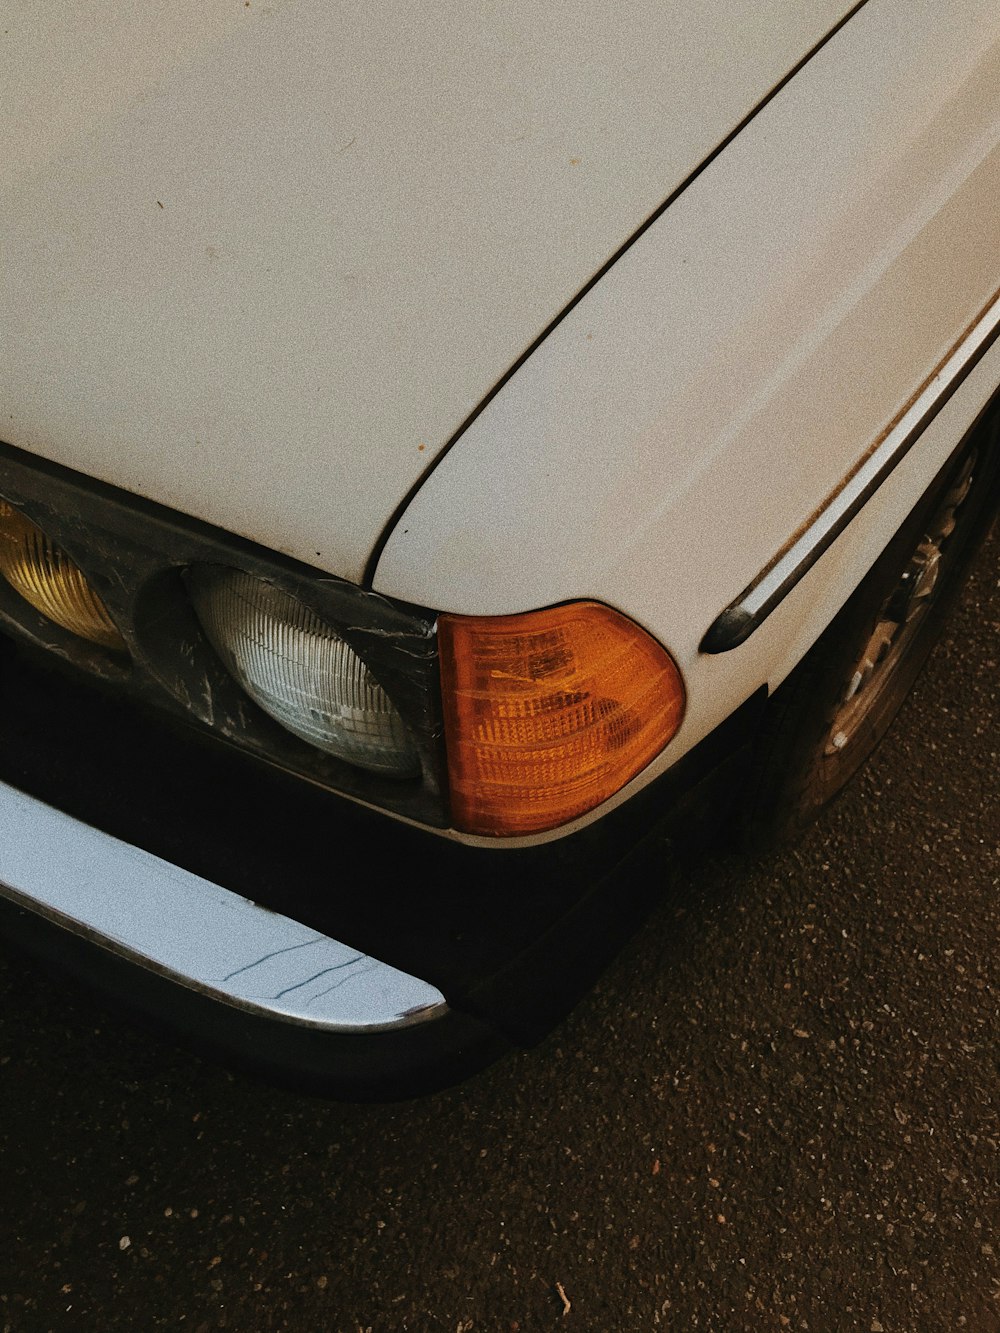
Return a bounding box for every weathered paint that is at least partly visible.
[2,0,853,583]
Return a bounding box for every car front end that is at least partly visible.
[2,0,998,1094]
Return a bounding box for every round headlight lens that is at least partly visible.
[190,568,419,777]
[0,501,126,651]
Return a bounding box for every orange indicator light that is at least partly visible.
[439,602,685,836]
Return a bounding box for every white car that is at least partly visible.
[1,1,998,1094]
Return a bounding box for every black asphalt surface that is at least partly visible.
[1,525,997,1333]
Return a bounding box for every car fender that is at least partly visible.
[372,0,1000,793]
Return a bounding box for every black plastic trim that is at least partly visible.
[702,294,1000,654]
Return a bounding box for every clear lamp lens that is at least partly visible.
[0,501,125,651]
[190,568,418,777]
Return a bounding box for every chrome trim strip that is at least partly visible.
[701,291,1000,654]
[0,782,447,1032]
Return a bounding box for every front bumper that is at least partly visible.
[0,639,763,1095]
[0,781,507,1099]
[0,781,446,1031]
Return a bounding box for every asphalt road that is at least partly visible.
[1,525,997,1333]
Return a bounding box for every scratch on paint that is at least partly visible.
[220,934,327,982]
[272,956,365,1000]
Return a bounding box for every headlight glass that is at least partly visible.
[189,567,419,777]
[0,501,126,651]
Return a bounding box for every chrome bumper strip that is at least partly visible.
[0,782,447,1032]
[702,288,1000,654]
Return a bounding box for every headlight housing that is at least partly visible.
[0,448,686,840]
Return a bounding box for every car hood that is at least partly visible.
[2,0,855,585]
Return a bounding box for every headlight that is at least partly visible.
[439,601,685,836]
[189,567,419,777]
[0,501,126,651]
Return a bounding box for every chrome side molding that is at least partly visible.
[702,290,1000,654]
[0,782,447,1032]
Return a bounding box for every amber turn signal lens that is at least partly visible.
[439,602,685,836]
[0,502,125,651]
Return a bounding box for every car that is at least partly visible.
[1,0,998,1097]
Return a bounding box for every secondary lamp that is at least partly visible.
[439,601,685,836]
[0,501,125,651]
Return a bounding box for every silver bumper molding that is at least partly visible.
[0,782,447,1033]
